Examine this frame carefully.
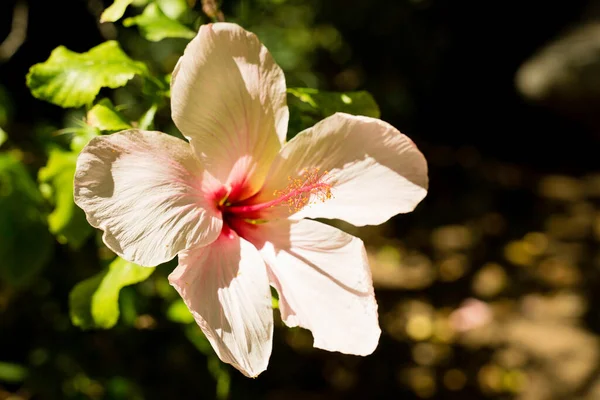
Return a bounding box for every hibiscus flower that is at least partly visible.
[74,22,428,377]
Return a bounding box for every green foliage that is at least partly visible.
[38,147,93,248]
[288,88,380,118]
[185,325,231,399]
[0,85,12,146]
[287,88,381,138]
[166,298,195,324]
[124,3,195,42]
[100,0,189,31]
[105,376,144,400]
[169,296,233,399]
[138,103,158,130]
[156,0,189,20]
[100,0,134,23]
[0,153,53,286]
[142,73,171,102]
[26,41,148,108]
[0,361,28,383]
[235,0,341,87]
[67,125,100,153]
[86,99,132,131]
[69,257,155,330]
[271,286,279,309]
[0,85,13,128]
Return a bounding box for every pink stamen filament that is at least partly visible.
[227,181,330,214]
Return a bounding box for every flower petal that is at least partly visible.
[171,22,289,201]
[259,112,428,226]
[169,232,273,377]
[74,130,222,266]
[240,219,380,356]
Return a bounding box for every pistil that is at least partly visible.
[227,168,332,215]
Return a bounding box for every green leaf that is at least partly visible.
[212,360,231,400]
[288,88,380,117]
[286,88,381,139]
[270,286,279,309]
[70,272,106,329]
[100,0,134,23]
[142,74,171,101]
[70,257,155,330]
[138,103,158,130]
[87,99,132,131]
[166,298,194,324]
[38,147,93,249]
[0,361,28,383]
[184,324,214,355]
[0,153,53,286]
[0,128,6,147]
[66,125,100,153]
[124,3,195,42]
[27,41,148,108]
[156,0,188,19]
[184,325,230,399]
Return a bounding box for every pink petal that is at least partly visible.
[241,219,381,356]
[171,22,288,201]
[259,113,428,226]
[74,130,222,266]
[169,233,273,377]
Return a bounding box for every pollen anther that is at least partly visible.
[273,167,332,212]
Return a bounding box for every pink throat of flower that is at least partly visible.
[226,168,333,215]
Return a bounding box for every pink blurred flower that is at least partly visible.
[449,298,493,332]
[74,23,428,377]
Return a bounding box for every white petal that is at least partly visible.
[171,22,288,201]
[74,130,222,266]
[241,219,380,355]
[259,113,428,226]
[169,233,273,377]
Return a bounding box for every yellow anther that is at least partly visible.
[273,167,332,213]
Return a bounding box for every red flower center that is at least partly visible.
[215,168,332,239]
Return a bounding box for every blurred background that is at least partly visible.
[2,0,600,398]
